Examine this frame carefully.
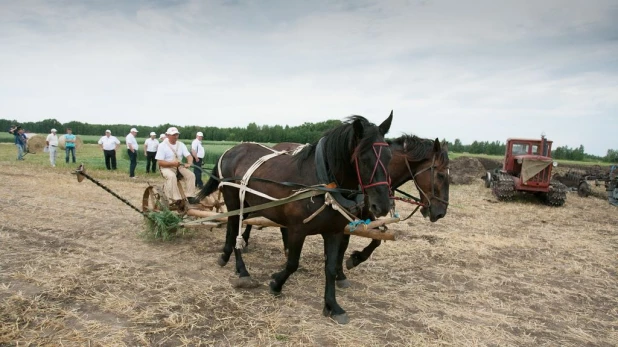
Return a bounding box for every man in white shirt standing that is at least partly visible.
[126,127,139,179]
[98,130,120,170]
[45,128,59,167]
[191,131,205,188]
[155,127,199,204]
[144,131,159,174]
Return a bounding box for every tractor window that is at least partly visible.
[512,143,529,154]
[532,145,540,154]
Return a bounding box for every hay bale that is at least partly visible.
[450,156,487,185]
[26,135,46,153]
[58,135,83,150]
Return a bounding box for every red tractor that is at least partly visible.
[485,135,567,206]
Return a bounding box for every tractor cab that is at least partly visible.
[504,136,558,190]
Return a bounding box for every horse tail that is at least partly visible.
[198,164,219,200]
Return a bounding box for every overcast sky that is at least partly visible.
[1,0,617,155]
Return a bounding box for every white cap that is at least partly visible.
[150,131,156,136]
[51,128,57,132]
[197,131,203,137]
[159,134,166,139]
[166,127,180,135]
[105,129,111,133]
[130,127,138,133]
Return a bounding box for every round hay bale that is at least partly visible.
[26,135,46,153]
[449,156,487,185]
[58,135,83,150]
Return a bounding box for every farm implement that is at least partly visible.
[73,164,402,241]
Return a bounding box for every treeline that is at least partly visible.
[2,118,616,163]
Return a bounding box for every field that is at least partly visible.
[1,144,617,346]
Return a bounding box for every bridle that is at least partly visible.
[354,142,391,193]
[403,153,450,209]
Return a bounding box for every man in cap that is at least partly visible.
[191,131,205,188]
[155,127,199,204]
[98,130,120,170]
[126,127,139,179]
[46,128,59,167]
[144,131,159,174]
[8,125,27,161]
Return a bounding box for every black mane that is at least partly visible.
[388,134,449,166]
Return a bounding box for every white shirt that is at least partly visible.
[126,133,138,150]
[144,138,159,152]
[191,138,205,159]
[98,135,120,150]
[46,134,59,146]
[155,139,190,162]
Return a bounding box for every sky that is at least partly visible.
[1,0,617,156]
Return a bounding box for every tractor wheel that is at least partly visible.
[484,172,492,188]
[577,181,590,197]
[492,173,515,201]
[545,180,567,206]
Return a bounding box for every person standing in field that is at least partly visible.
[155,127,199,204]
[144,131,159,174]
[46,128,59,167]
[126,127,139,179]
[64,128,76,164]
[98,130,120,170]
[8,125,26,160]
[191,131,205,188]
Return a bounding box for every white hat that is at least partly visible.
[197,131,203,137]
[130,127,138,133]
[51,128,57,132]
[166,127,180,135]
[159,134,166,139]
[105,129,111,133]
[150,131,156,136]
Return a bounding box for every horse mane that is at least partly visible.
[294,116,379,175]
[388,134,449,166]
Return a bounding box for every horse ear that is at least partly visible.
[441,140,449,151]
[379,110,393,136]
[433,138,441,152]
[353,118,364,139]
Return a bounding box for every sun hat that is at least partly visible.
[105,129,111,133]
[150,131,156,136]
[159,134,166,139]
[130,127,138,133]
[51,128,57,132]
[166,127,180,135]
[197,131,203,137]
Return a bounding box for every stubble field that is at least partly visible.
[0,144,617,346]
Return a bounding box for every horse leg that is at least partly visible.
[322,232,349,324]
[280,227,289,257]
[269,230,305,295]
[335,234,351,289]
[241,224,252,253]
[346,239,382,270]
[218,215,237,267]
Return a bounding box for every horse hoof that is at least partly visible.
[230,276,259,289]
[345,257,356,270]
[336,279,351,289]
[217,255,228,267]
[331,313,350,325]
[269,281,282,296]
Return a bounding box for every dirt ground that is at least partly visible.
[1,156,617,346]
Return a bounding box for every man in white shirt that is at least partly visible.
[191,131,206,188]
[45,128,59,167]
[144,131,159,174]
[98,130,121,170]
[126,127,139,179]
[155,127,199,204]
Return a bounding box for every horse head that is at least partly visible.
[390,135,449,222]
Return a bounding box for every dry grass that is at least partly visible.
[1,145,617,346]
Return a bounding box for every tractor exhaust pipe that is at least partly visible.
[542,135,548,156]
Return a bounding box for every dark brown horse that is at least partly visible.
[198,113,393,324]
[241,135,450,288]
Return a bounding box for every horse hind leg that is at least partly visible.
[335,234,351,289]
